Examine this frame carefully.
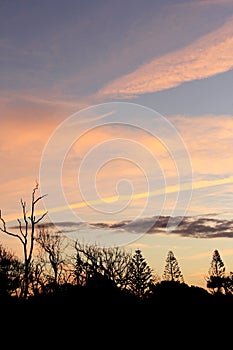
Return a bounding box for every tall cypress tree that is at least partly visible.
[163,250,184,283]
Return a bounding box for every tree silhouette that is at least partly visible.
[206,249,226,294]
[35,226,67,293]
[74,242,132,290]
[222,272,233,295]
[0,244,23,298]
[163,250,184,283]
[127,249,155,298]
[0,183,47,298]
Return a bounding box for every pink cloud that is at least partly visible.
[1,104,233,228]
[98,16,233,98]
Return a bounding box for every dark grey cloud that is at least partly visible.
[91,215,233,239]
[10,215,233,239]
[169,217,233,238]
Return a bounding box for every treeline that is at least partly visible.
[1,184,233,316]
[0,234,232,300]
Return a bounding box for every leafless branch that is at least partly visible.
[34,211,48,224]
[0,210,24,244]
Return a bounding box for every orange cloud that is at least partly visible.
[171,114,233,176]
[0,95,80,216]
[98,16,233,98]
[58,114,233,220]
[2,109,233,225]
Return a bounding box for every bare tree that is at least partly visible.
[0,182,47,298]
[35,225,68,292]
[29,260,47,296]
[74,241,132,290]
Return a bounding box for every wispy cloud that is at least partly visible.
[2,113,233,223]
[171,114,233,177]
[98,16,233,98]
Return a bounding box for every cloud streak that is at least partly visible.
[32,214,233,240]
[4,175,233,225]
[89,215,233,239]
[2,113,233,223]
[98,15,233,98]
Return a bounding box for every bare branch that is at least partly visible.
[0,210,24,244]
[34,211,48,224]
[21,199,28,224]
[32,181,39,197]
[17,218,24,237]
[33,194,48,205]
[0,182,48,298]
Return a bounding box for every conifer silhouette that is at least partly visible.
[163,250,184,283]
[206,249,226,294]
[208,249,225,277]
[127,249,156,298]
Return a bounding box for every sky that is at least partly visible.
[1,0,233,288]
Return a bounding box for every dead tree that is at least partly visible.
[0,182,47,298]
[35,226,67,292]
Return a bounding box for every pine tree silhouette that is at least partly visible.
[206,249,226,294]
[163,250,184,283]
[128,249,154,298]
[208,249,225,277]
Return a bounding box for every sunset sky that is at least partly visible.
[1,0,233,288]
